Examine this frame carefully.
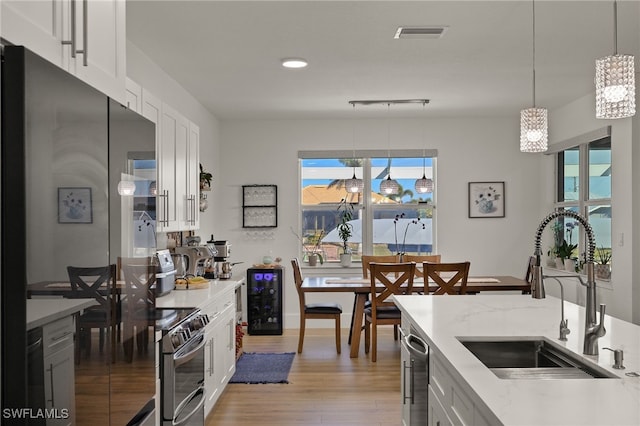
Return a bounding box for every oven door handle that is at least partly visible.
[172,385,205,426]
[173,334,206,368]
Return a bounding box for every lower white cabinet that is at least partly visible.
[42,316,76,426]
[202,288,236,416]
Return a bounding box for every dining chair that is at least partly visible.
[348,254,401,344]
[291,258,343,354]
[67,264,119,363]
[424,261,471,295]
[403,254,441,279]
[364,261,416,362]
[119,257,155,362]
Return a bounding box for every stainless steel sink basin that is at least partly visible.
[458,338,619,380]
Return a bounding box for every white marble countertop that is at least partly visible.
[27,298,97,330]
[393,294,640,426]
[155,278,244,309]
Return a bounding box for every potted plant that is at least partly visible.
[291,227,325,266]
[556,239,578,271]
[336,198,354,267]
[547,220,564,267]
[200,163,212,190]
[595,246,612,280]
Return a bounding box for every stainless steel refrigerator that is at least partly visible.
[1,46,157,425]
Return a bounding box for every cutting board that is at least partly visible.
[174,280,210,290]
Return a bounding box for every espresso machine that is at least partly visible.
[213,240,234,279]
[174,244,217,277]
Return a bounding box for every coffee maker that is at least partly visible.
[213,240,233,279]
[174,244,217,277]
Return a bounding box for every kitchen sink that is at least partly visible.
[458,338,619,380]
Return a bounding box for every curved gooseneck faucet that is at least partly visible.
[532,210,605,355]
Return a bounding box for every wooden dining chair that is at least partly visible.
[424,261,471,295]
[67,264,119,363]
[119,257,155,362]
[291,258,343,354]
[348,254,400,344]
[364,262,416,362]
[403,254,441,279]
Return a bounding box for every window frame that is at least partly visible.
[299,149,437,264]
[552,129,611,272]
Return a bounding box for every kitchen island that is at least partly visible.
[393,294,640,426]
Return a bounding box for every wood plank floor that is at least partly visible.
[206,328,402,426]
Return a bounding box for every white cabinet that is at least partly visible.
[42,316,76,426]
[202,287,236,416]
[157,102,199,232]
[1,0,126,103]
[125,78,142,113]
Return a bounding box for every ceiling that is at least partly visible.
[126,1,639,121]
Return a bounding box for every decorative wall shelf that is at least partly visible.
[242,185,277,228]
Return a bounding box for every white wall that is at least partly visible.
[126,42,221,238]
[218,117,541,328]
[545,92,636,323]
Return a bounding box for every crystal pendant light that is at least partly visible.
[414,157,433,194]
[345,103,364,193]
[595,0,635,119]
[415,102,433,194]
[380,103,399,195]
[520,0,548,153]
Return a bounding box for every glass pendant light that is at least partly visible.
[117,180,136,196]
[380,103,399,195]
[345,103,364,193]
[520,0,548,153]
[595,0,635,119]
[415,102,433,194]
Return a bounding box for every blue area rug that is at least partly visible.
[229,352,295,384]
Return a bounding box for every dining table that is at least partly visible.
[301,275,531,358]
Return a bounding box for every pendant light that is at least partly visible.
[380,103,400,195]
[344,103,364,193]
[595,0,635,119]
[520,0,548,153]
[414,101,433,194]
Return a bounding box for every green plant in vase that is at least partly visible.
[336,198,355,266]
[594,246,612,280]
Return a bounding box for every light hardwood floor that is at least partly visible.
[206,328,402,426]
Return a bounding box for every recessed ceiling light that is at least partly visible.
[281,58,308,69]
[394,26,449,39]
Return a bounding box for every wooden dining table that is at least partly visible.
[301,275,531,358]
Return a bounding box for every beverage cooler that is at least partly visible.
[246,268,283,335]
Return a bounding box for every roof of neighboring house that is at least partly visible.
[302,184,396,205]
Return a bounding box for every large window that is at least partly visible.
[554,135,611,270]
[299,151,436,263]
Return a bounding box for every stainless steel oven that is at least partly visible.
[158,308,209,426]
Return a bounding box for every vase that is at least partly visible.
[595,264,611,280]
[555,258,565,269]
[307,253,318,267]
[546,257,557,267]
[564,258,576,272]
[340,253,352,267]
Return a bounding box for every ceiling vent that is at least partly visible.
[394,26,448,39]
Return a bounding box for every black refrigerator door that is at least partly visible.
[2,46,157,425]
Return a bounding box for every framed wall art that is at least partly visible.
[468,181,505,218]
[58,187,93,223]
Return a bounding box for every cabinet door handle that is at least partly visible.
[47,363,55,406]
[81,0,88,66]
[61,0,77,58]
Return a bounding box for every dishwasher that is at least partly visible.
[400,327,429,426]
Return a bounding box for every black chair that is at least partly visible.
[119,257,155,363]
[67,264,120,363]
[292,258,342,354]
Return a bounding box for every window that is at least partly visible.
[554,135,611,269]
[299,151,436,263]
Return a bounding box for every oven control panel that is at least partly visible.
[162,310,209,352]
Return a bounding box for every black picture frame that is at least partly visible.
[468,181,505,218]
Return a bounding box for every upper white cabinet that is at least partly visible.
[1,0,126,103]
[186,122,200,230]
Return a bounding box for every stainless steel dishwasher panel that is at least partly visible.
[400,328,429,426]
